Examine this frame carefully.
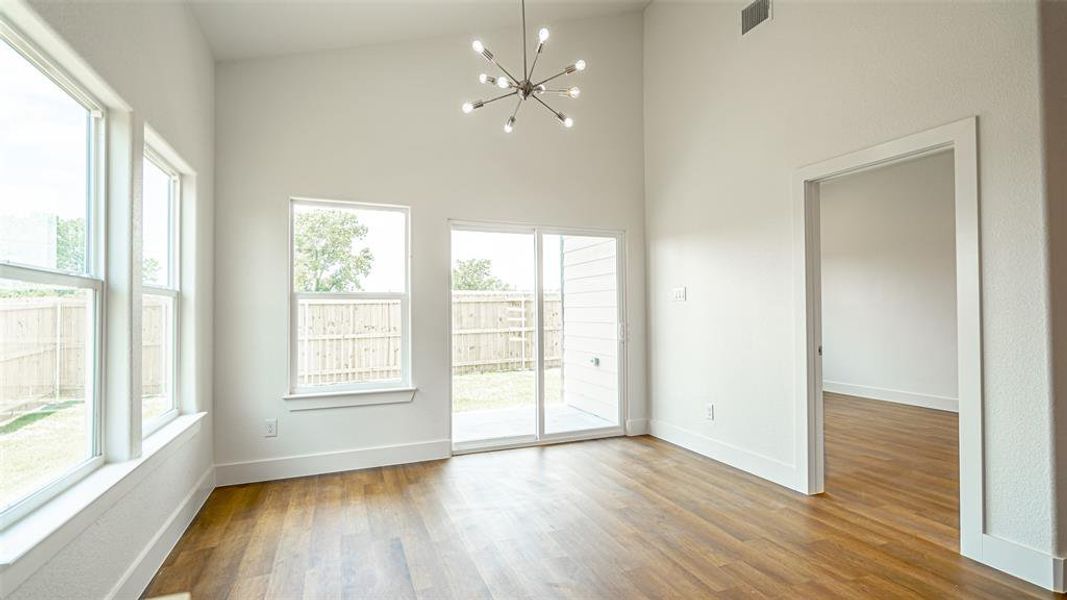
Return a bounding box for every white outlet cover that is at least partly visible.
[264,418,278,437]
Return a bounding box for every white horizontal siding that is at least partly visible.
[561,236,619,423]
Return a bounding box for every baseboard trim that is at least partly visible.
[823,381,958,413]
[649,420,799,491]
[626,418,649,435]
[215,439,452,487]
[109,466,214,600]
[979,534,1065,593]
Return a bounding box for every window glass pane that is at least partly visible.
[296,298,402,387]
[292,204,405,293]
[142,158,172,287]
[0,40,90,274]
[141,293,174,425]
[0,279,94,510]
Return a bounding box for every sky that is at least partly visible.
[142,158,172,286]
[451,230,562,292]
[0,37,89,273]
[0,38,87,222]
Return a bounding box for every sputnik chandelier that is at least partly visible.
[461,0,586,133]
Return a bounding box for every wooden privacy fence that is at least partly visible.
[0,296,166,420]
[451,291,561,375]
[1,291,561,415]
[292,291,562,387]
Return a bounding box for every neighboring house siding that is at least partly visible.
[561,236,618,421]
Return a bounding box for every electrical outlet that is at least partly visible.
[704,403,715,420]
[672,286,687,302]
[264,418,278,437]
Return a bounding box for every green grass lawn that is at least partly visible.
[453,367,562,412]
[0,400,87,509]
[0,395,171,509]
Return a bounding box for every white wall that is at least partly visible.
[644,0,1055,557]
[819,151,958,411]
[7,1,215,597]
[212,11,646,481]
[561,236,619,421]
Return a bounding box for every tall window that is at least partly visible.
[141,149,180,433]
[0,26,104,523]
[289,199,410,394]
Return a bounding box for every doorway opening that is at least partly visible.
[450,223,625,453]
[793,117,984,559]
[819,149,960,551]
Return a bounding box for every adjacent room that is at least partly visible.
[818,150,962,551]
[0,0,1064,598]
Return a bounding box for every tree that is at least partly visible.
[143,257,161,284]
[293,209,374,292]
[452,258,511,291]
[56,217,85,273]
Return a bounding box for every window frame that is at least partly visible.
[287,197,412,396]
[0,20,107,530]
[141,145,181,437]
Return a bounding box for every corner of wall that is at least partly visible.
[1038,0,1067,560]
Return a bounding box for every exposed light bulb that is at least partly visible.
[497,77,510,89]
[567,86,580,98]
[574,59,586,71]
[563,117,574,128]
[536,84,546,92]
[479,73,489,84]
[504,117,515,133]
[462,102,474,114]
[472,40,484,53]
[539,28,550,43]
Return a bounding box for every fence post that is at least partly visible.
[54,301,62,402]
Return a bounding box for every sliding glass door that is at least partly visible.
[542,234,621,435]
[451,224,623,451]
[451,228,537,445]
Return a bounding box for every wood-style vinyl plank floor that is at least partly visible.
[145,394,1058,599]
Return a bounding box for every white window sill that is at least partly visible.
[0,412,206,594]
[283,387,417,411]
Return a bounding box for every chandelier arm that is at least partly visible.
[527,45,542,81]
[484,90,520,106]
[533,69,570,88]
[510,97,524,120]
[492,61,523,87]
[521,0,528,80]
[531,93,561,117]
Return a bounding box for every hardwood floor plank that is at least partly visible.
[143,394,1059,599]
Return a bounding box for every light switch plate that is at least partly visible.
[672,287,687,302]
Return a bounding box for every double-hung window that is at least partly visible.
[288,198,410,395]
[141,148,180,434]
[0,24,105,525]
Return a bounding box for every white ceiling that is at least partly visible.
[187,0,649,62]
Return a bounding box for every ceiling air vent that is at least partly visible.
[741,0,772,36]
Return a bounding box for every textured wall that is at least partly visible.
[212,13,646,468]
[645,1,1052,552]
